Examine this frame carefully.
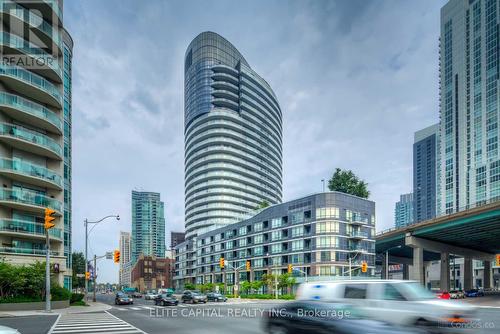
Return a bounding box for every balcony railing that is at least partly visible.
[0,63,62,106]
[0,32,62,77]
[348,245,367,252]
[0,188,61,212]
[0,219,62,239]
[0,246,60,256]
[0,158,62,188]
[347,231,368,239]
[1,0,62,50]
[0,123,62,158]
[0,92,62,132]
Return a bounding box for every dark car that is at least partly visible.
[154,293,179,306]
[131,292,143,298]
[206,292,227,302]
[465,289,484,297]
[181,290,207,304]
[263,301,425,334]
[115,292,133,305]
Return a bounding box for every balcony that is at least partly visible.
[0,246,61,257]
[0,158,62,190]
[348,245,367,253]
[0,32,62,82]
[347,231,368,240]
[348,218,367,226]
[0,219,62,241]
[0,92,62,134]
[0,188,62,215]
[0,123,62,160]
[0,63,62,108]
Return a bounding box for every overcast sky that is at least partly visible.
[65,0,447,283]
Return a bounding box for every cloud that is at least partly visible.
[64,0,446,283]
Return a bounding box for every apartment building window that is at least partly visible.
[239,238,247,247]
[271,244,282,254]
[254,222,263,232]
[254,234,263,244]
[316,236,339,248]
[316,207,340,219]
[254,246,264,256]
[226,241,233,249]
[271,218,282,228]
[239,227,247,236]
[291,226,303,237]
[291,240,303,251]
[254,258,263,268]
[291,254,303,263]
[316,221,340,233]
[290,211,304,224]
[271,256,282,266]
[271,230,281,241]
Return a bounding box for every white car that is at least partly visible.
[145,292,158,300]
[0,326,20,334]
[296,280,477,329]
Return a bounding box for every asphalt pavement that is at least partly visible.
[1,293,500,334]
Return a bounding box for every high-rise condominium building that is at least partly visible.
[131,191,165,262]
[170,231,185,249]
[394,193,414,229]
[0,0,73,289]
[438,0,500,215]
[413,124,438,223]
[119,231,131,286]
[184,31,283,239]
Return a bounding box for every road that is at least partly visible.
[1,293,500,333]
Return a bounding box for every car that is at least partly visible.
[145,292,158,300]
[154,293,179,306]
[465,289,484,297]
[181,290,207,304]
[296,280,477,330]
[0,325,21,334]
[436,291,451,299]
[115,292,133,305]
[206,292,227,302]
[131,292,143,298]
[263,301,425,334]
[449,290,465,299]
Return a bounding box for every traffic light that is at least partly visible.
[85,271,90,280]
[246,260,251,272]
[496,254,500,267]
[361,261,368,273]
[113,250,120,263]
[44,208,56,230]
[287,264,293,274]
[219,257,224,269]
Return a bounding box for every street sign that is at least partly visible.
[106,252,113,260]
[76,273,85,278]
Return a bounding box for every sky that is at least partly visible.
[64,0,448,283]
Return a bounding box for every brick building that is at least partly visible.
[131,254,174,292]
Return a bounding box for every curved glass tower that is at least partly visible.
[184,32,283,239]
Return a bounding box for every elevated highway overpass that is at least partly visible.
[376,201,500,291]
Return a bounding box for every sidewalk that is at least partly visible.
[0,301,111,318]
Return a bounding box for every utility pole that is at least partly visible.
[274,274,278,299]
[93,254,97,302]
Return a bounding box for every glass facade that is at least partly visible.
[174,192,376,290]
[0,0,71,288]
[438,0,500,214]
[394,193,414,229]
[184,32,283,239]
[131,191,166,263]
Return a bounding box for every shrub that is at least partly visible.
[0,296,42,304]
[51,285,71,301]
[70,293,84,303]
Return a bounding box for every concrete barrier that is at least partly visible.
[0,300,69,311]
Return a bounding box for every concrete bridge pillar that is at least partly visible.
[402,264,409,280]
[484,261,492,289]
[440,252,450,292]
[464,257,473,290]
[410,247,424,284]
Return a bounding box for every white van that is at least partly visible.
[296,280,477,329]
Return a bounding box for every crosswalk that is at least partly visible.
[49,311,146,334]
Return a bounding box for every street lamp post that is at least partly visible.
[84,215,119,300]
